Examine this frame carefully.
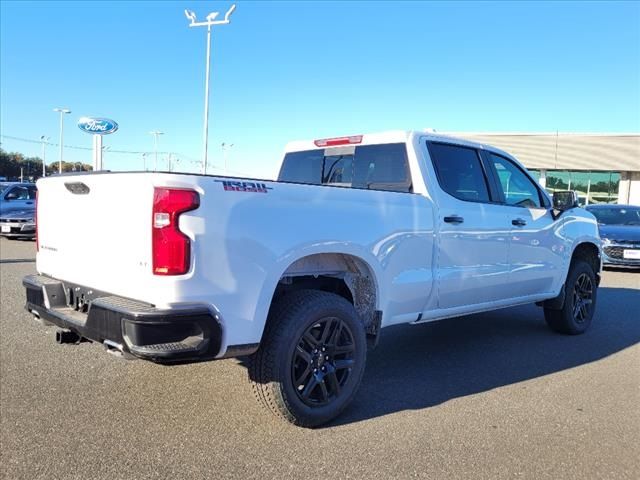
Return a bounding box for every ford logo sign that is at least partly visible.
[77,117,119,135]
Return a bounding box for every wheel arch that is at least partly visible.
[544,240,601,311]
[571,241,601,285]
[261,250,382,341]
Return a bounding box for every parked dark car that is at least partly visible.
[585,204,640,267]
[0,182,37,215]
[0,209,36,240]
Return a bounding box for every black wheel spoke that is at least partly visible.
[318,378,329,401]
[319,318,335,344]
[295,364,312,386]
[580,303,589,320]
[332,344,355,355]
[334,358,355,370]
[328,320,343,346]
[301,375,319,399]
[303,331,319,348]
[326,369,341,396]
[295,345,312,363]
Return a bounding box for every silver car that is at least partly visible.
[0,209,36,240]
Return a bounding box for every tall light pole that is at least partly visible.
[40,136,50,177]
[142,153,147,171]
[149,131,164,171]
[221,142,234,173]
[184,4,236,175]
[53,108,71,173]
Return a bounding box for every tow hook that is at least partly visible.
[55,329,83,344]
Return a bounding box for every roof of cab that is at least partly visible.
[284,130,496,154]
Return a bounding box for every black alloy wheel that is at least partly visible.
[291,316,356,407]
[249,289,367,427]
[572,272,594,324]
[544,259,598,335]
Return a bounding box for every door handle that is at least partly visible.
[512,218,527,227]
[26,202,33,205]
[444,215,464,224]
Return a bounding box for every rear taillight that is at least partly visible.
[152,188,200,276]
[313,135,363,147]
[35,190,39,252]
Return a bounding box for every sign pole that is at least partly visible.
[93,135,103,171]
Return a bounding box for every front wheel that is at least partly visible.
[544,259,598,335]
[248,290,367,427]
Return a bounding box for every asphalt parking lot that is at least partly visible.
[1,237,638,480]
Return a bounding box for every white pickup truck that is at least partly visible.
[24,131,601,427]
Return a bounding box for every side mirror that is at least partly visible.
[552,191,579,219]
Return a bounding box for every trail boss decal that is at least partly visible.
[216,180,273,193]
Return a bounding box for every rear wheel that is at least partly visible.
[249,290,366,427]
[544,259,597,335]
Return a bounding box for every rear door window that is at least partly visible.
[352,143,411,192]
[278,143,411,193]
[427,142,491,203]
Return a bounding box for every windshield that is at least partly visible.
[587,206,640,226]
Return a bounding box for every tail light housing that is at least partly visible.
[152,188,200,275]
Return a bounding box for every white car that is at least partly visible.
[24,131,601,426]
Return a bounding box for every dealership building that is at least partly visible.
[452,133,640,205]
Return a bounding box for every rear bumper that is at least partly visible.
[23,274,223,363]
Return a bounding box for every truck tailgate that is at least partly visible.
[36,173,155,299]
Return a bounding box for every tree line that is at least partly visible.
[0,148,93,181]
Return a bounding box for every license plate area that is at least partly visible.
[623,249,640,259]
[1,225,11,233]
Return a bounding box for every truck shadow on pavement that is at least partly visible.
[329,286,640,426]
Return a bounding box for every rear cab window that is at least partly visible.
[278,143,412,193]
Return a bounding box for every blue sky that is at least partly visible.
[1,1,639,178]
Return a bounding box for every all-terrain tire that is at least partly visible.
[248,289,367,428]
[544,259,598,335]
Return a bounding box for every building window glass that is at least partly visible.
[545,170,620,205]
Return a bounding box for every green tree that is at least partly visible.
[0,148,92,180]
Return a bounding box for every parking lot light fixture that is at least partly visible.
[184,4,236,175]
[53,108,71,174]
